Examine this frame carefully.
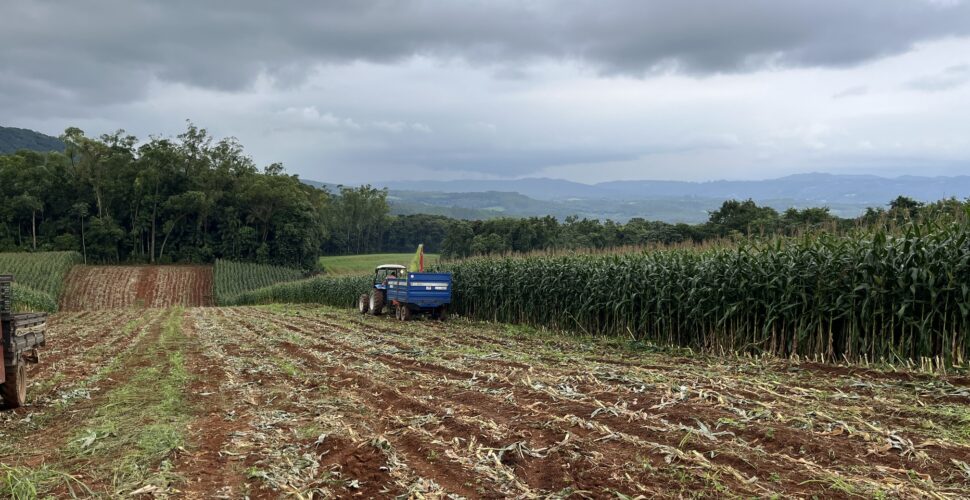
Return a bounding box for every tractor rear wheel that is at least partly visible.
[369,290,385,316]
[1,363,26,409]
[358,294,369,314]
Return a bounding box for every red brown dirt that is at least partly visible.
[223,311,831,496]
[0,310,168,474]
[6,301,969,498]
[169,310,251,498]
[59,265,213,311]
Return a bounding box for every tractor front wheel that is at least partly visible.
[1,363,26,409]
[369,290,385,316]
[358,294,370,314]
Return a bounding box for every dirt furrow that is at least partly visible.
[9,300,970,499]
[211,307,507,498]
[59,265,213,311]
[233,308,773,496]
[241,306,968,498]
[0,309,175,494]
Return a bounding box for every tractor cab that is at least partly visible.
[359,263,452,321]
[372,264,406,291]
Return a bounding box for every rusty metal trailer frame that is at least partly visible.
[1,275,47,408]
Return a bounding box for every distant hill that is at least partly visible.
[378,173,970,206]
[305,172,970,223]
[595,173,970,206]
[301,179,340,192]
[378,178,604,201]
[384,192,873,223]
[0,126,64,155]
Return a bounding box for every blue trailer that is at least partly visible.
[357,264,452,321]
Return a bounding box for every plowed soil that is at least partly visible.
[59,265,213,310]
[2,300,969,498]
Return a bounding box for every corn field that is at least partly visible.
[213,259,306,305]
[0,251,82,296]
[227,274,371,308]
[0,251,83,311]
[444,220,970,367]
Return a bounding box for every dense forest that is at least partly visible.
[0,123,961,268]
[0,124,390,268]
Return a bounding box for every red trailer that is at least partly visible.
[0,276,46,409]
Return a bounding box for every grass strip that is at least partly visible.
[61,307,190,496]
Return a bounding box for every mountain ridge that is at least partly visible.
[373,173,970,204]
[0,126,65,155]
[304,172,970,223]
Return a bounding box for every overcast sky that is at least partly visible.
[2,0,970,184]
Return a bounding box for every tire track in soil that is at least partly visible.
[54,309,180,496]
[196,310,387,499]
[309,339,768,494]
[0,309,169,475]
[246,307,964,498]
[223,317,486,497]
[0,310,158,426]
[196,308,409,499]
[25,310,142,389]
[219,308,511,498]
[18,301,968,498]
[239,310,753,493]
[328,311,970,483]
[171,309,252,498]
[235,309,766,497]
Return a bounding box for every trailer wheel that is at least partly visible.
[400,306,412,321]
[358,294,370,314]
[1,363,26,409]
[369,290,385,316]
[436,306,449,322]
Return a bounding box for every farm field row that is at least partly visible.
[319,253,439,275]
[1,305,968,497]
[58,265,213,311]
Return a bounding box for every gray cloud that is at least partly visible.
[3,0,970,107]
[3,1,970,183]
[906,63,970,91]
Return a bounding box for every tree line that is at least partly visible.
[0,123,961,268]
[435,196,966,258]
[0,124,392,269]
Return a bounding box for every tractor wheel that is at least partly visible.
[369,290,385,316]
[1,363,26,409]
[400,306,412,321]
[358,294,370,314]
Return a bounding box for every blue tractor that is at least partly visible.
[358,264,452,321]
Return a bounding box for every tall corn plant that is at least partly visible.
[228,274,372,308]
[213,259,306,305]
[0,251,83,311]
[442,218,970,367]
